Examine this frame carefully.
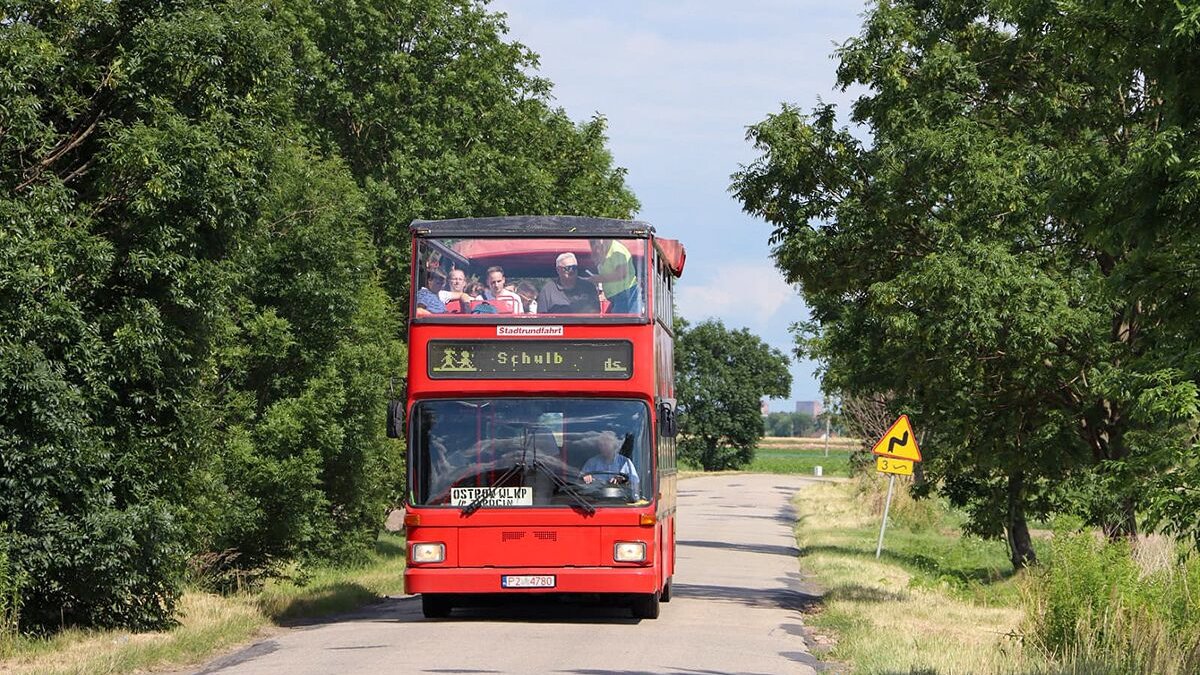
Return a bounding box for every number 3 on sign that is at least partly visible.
[876,456,914,476]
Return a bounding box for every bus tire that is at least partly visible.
[660,577,672,603]
[631,592,660,619]
[422,594,453,619]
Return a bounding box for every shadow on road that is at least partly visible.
[677,539,801,558]
[563,670,775,675]
[283,594,644,627]
[670,582,820,612]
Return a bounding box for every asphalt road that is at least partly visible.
[187,474,826,675]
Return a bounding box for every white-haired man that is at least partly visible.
[580,430,639,496]
[536,252,600,314]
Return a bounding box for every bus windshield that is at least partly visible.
[413,237,648,319]
[410,398,652,508]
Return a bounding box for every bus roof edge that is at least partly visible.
[410,215,655,237]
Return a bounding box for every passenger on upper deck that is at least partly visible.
[439,269,471,303]
[585,239,642,314]
[536,252,600,314]
[416,268,476,315]
[515,280,539,314]
[483,266,525,313]
[415,268,448,315]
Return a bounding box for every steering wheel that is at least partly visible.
[581,470,628,485]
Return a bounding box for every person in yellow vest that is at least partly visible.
[585,239,642,314]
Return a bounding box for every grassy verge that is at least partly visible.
[0,532,405,675]
[795,474,1200,673]
[795,477,1045,673]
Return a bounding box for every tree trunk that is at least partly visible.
[1006,470,1037,569]
[702,440,719,471]
[1103,495,1139,541]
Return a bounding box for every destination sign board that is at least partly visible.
[449,487,533,507]
[427,340,633,379]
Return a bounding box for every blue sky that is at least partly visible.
[490,0,867,408]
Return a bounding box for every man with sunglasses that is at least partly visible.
[537,252,601,314]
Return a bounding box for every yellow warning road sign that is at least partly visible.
[871,414,922,462]
[876,456,913,475]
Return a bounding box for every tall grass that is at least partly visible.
[0,528,24,654]
[1023,526,1200,674]
[794,479,1038,673]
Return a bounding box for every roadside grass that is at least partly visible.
[1021,528,1200,674]
[0,532,406,675]
[795,477,1045,673]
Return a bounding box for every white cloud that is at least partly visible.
[675,261,798,328]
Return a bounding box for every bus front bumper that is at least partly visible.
[405,566,658,595]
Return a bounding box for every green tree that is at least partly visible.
[285,0,640,303]
[675,319,791,470]
[1,0,640,632]
[732,0,1200,559]
[1,0,302,628]
[764,412,816,437]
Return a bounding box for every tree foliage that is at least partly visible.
[675,319,791,470]
[1,0,637,632]
[764,412,817,437]
[732,0,1200,563]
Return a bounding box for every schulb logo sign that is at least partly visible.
[497,326,563,337]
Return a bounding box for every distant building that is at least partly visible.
[795,400,824,417]
[760,399,769,417]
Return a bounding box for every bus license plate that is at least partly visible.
[501,575,556,589]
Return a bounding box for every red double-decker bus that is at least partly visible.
[391,216,685,619]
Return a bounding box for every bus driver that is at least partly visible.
[580,430,639,495]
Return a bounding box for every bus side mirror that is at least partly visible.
[386,378,406,439]
[658,399,677,438]
[387,399,405,439]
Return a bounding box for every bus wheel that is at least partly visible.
[422,594,453,619]
[631,592,660,619]
[660,578,673,603]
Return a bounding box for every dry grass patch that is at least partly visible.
[795,480,1043,674]
[0,532,406,675]
[0,592,263,675]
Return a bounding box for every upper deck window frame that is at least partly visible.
[409,217,657,325]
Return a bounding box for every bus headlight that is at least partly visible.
[410,542,445,563]
[614,541,646,562]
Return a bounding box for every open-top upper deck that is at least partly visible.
[409,216,684,322]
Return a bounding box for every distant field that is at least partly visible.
[750,445,855,477]
[758,436,862,447]
[678,440,859,477]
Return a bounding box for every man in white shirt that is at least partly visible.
[484,266,524,313]
[439,268,468,302]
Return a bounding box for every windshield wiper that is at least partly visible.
[528,459,596,515]
[460,461,527,515]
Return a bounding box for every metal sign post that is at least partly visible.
[871,414,923,560]
[875,474,896,559]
